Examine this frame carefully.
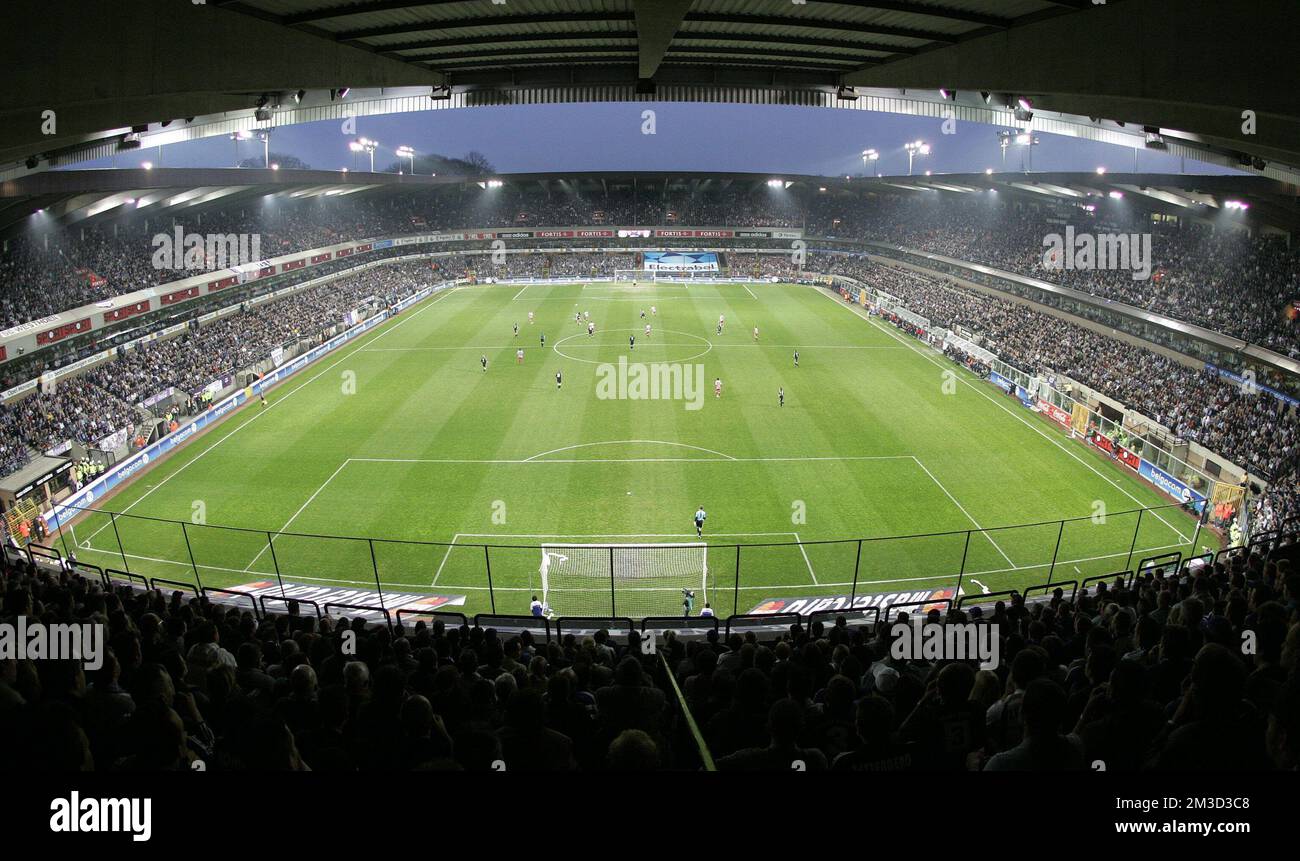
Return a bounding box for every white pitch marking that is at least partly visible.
[349,454,913,465]
[910,456,1017,567]
[450,532,800,538]
[522,440,737,462]
[358,343,903,352]
[794,531,820,585]
[242,459,351,571]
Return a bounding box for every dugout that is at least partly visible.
[0,455,74,538]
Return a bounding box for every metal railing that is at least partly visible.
[48,500,1207,620]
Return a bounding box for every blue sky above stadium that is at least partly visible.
[79,103,1243,178]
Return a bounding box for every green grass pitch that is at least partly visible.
[61,280,1209,620]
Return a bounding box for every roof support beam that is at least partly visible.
[633,0,696,80]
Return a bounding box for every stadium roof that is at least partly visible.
[4,1,1299,184]
[3,167,1295,237]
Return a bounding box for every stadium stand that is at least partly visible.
[1,543,1296,771]
[817,256,1299,483]
[3,191,1296,353]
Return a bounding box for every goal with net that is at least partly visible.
[539,542,711,618]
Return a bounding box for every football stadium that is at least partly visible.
[1,0,1299,805]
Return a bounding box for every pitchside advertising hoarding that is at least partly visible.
[215,581,466,623]
[642,251,720,272]
[750,587,958,617]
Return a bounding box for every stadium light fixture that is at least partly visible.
[141,161,152,170]
[396,145,416,174]
[271,163,280,171]
[998,129,1040,170]
[818,186,827,192]
[939,88,954,101]
[1108,190,1124,199]
[766,179,784,188]
[985,168,993,175]
[350,137,378,172]
[924,170,932,176]
[1224,199,1249,210]
[904,140,930,176]
[861,148,879,177]
[1096,166,1106,175]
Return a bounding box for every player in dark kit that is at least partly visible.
[779,387,784,406]
[793,350,799,367]
[629,334,635,350]
[540,332,546,348]
[556,370,562,389]
[513,323,519,337]
[481,355,488,372]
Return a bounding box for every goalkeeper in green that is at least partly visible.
[682,589,696,617]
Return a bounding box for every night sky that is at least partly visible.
[81,102,1242,178]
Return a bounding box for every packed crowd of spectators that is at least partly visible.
[824,254,1300,484]
[810,195,1300,355]
[0,378,136,477]
[6,189,1292,355]
[1,539,1296,772]
[461,252,638,280]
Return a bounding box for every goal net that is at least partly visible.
[539,542,710,618]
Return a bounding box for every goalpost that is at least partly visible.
[539,542,710,618]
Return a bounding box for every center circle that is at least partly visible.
[551,328,714,365]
